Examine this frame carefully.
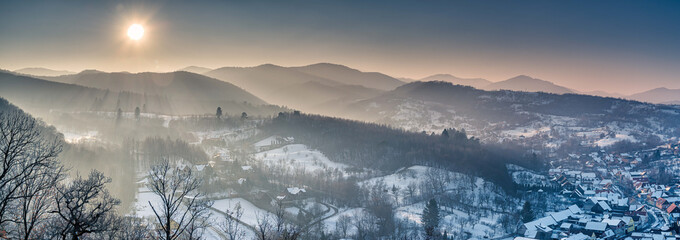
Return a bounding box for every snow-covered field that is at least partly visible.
[322,208,365,235]
[595,133,637,147]
[212,198,274,227]
[502,126,550,138]
[253,144,349,173]
[397,202,504,239]
[360,165,513,238]
[507,164,551,187]
[61,130,99,143]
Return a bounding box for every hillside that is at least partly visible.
[341,81,680,150]
[483,75,574,94]
[205,64,385,113]
[178,66,213,74]
[0,71,282,116]
[0,97,64,142]
[14,67,75,77]
[262,112,533,190]
[628,87,680,104]
[44,71,265,105]
[290,63,404,91]
[419,74,491,89]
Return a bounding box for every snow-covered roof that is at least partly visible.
[597,201,612,211]
[564,233,589,240]
[560,222,572,229]
[287,187,306,195]
[523,216,557,236]
[585,221,607,231]
[602,218,622,226]
[241,165,252,171]
[568,205,582,214]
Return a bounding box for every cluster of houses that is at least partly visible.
[516,142,680,240]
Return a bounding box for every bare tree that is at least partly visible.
[255,212,273,240]
[147,159,211,240]
[254,208,302,240]
[335,215,351,239]
[0,110,62,236]
[221,203,246,240]
[112,216,151,240]
[52,170,121,240]
[352,210,377,240]
[12,163,64,240]
[185,199,212,240]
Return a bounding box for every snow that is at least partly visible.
[361,165,513,238]
[285,207,301,215]
[502,126,550,138]
[61,130,99,143]
[507,164,550,187]
[595,134,637,147]
[322,208,364,235]
[287,187,306,195]
[254,136,280,148]
[212,198,274,227]
[131,190,162,218]
[396,202,504,239]
[253,144,349,173]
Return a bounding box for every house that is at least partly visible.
[656,198,668,209]
[520,205,582,238]
[667,203,679,214]
[601,218,625,235]
[583,222,608,237]
[591,201,612,213]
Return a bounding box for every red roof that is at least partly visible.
[667,203,677,214]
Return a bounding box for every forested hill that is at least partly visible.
[0,97,64,144]
[342,81,680,139]
[0,71,285,116]
[261,112,537,191]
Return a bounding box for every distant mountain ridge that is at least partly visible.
[44,71,266,105]
[418,74,492,89]
[0,70,283,116]
[204,63,391,115]
[290,63,404,91]
[341,81,680,142]
[178,66,213,74]
[14,67,76,77]
[628,87,680,104]
[483,75,575,94]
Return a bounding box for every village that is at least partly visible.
[515,140,680,240]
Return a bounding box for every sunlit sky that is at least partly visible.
[1,0,679,94]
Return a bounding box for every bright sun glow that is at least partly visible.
[127,24,144,40]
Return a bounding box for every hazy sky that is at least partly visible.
[1,0,679,94]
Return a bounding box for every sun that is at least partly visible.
[127,24,144,40]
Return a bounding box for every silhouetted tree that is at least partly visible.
[521,201,534,223]
[52,170,121,240]
[0,110,62,232]
[117,108,123,120]
[135,107,141,120]
[216,107,223,119]
[221,203,246,240]
[441,129,449,139]
[147,159,211,240]
[422,199,440,238]
[241,112,248,120]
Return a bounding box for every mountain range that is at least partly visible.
[14,67,76,77]
[0,70,283,116]
[8,63,680,112]
[202,63,401,115]
[342,81,680,140]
